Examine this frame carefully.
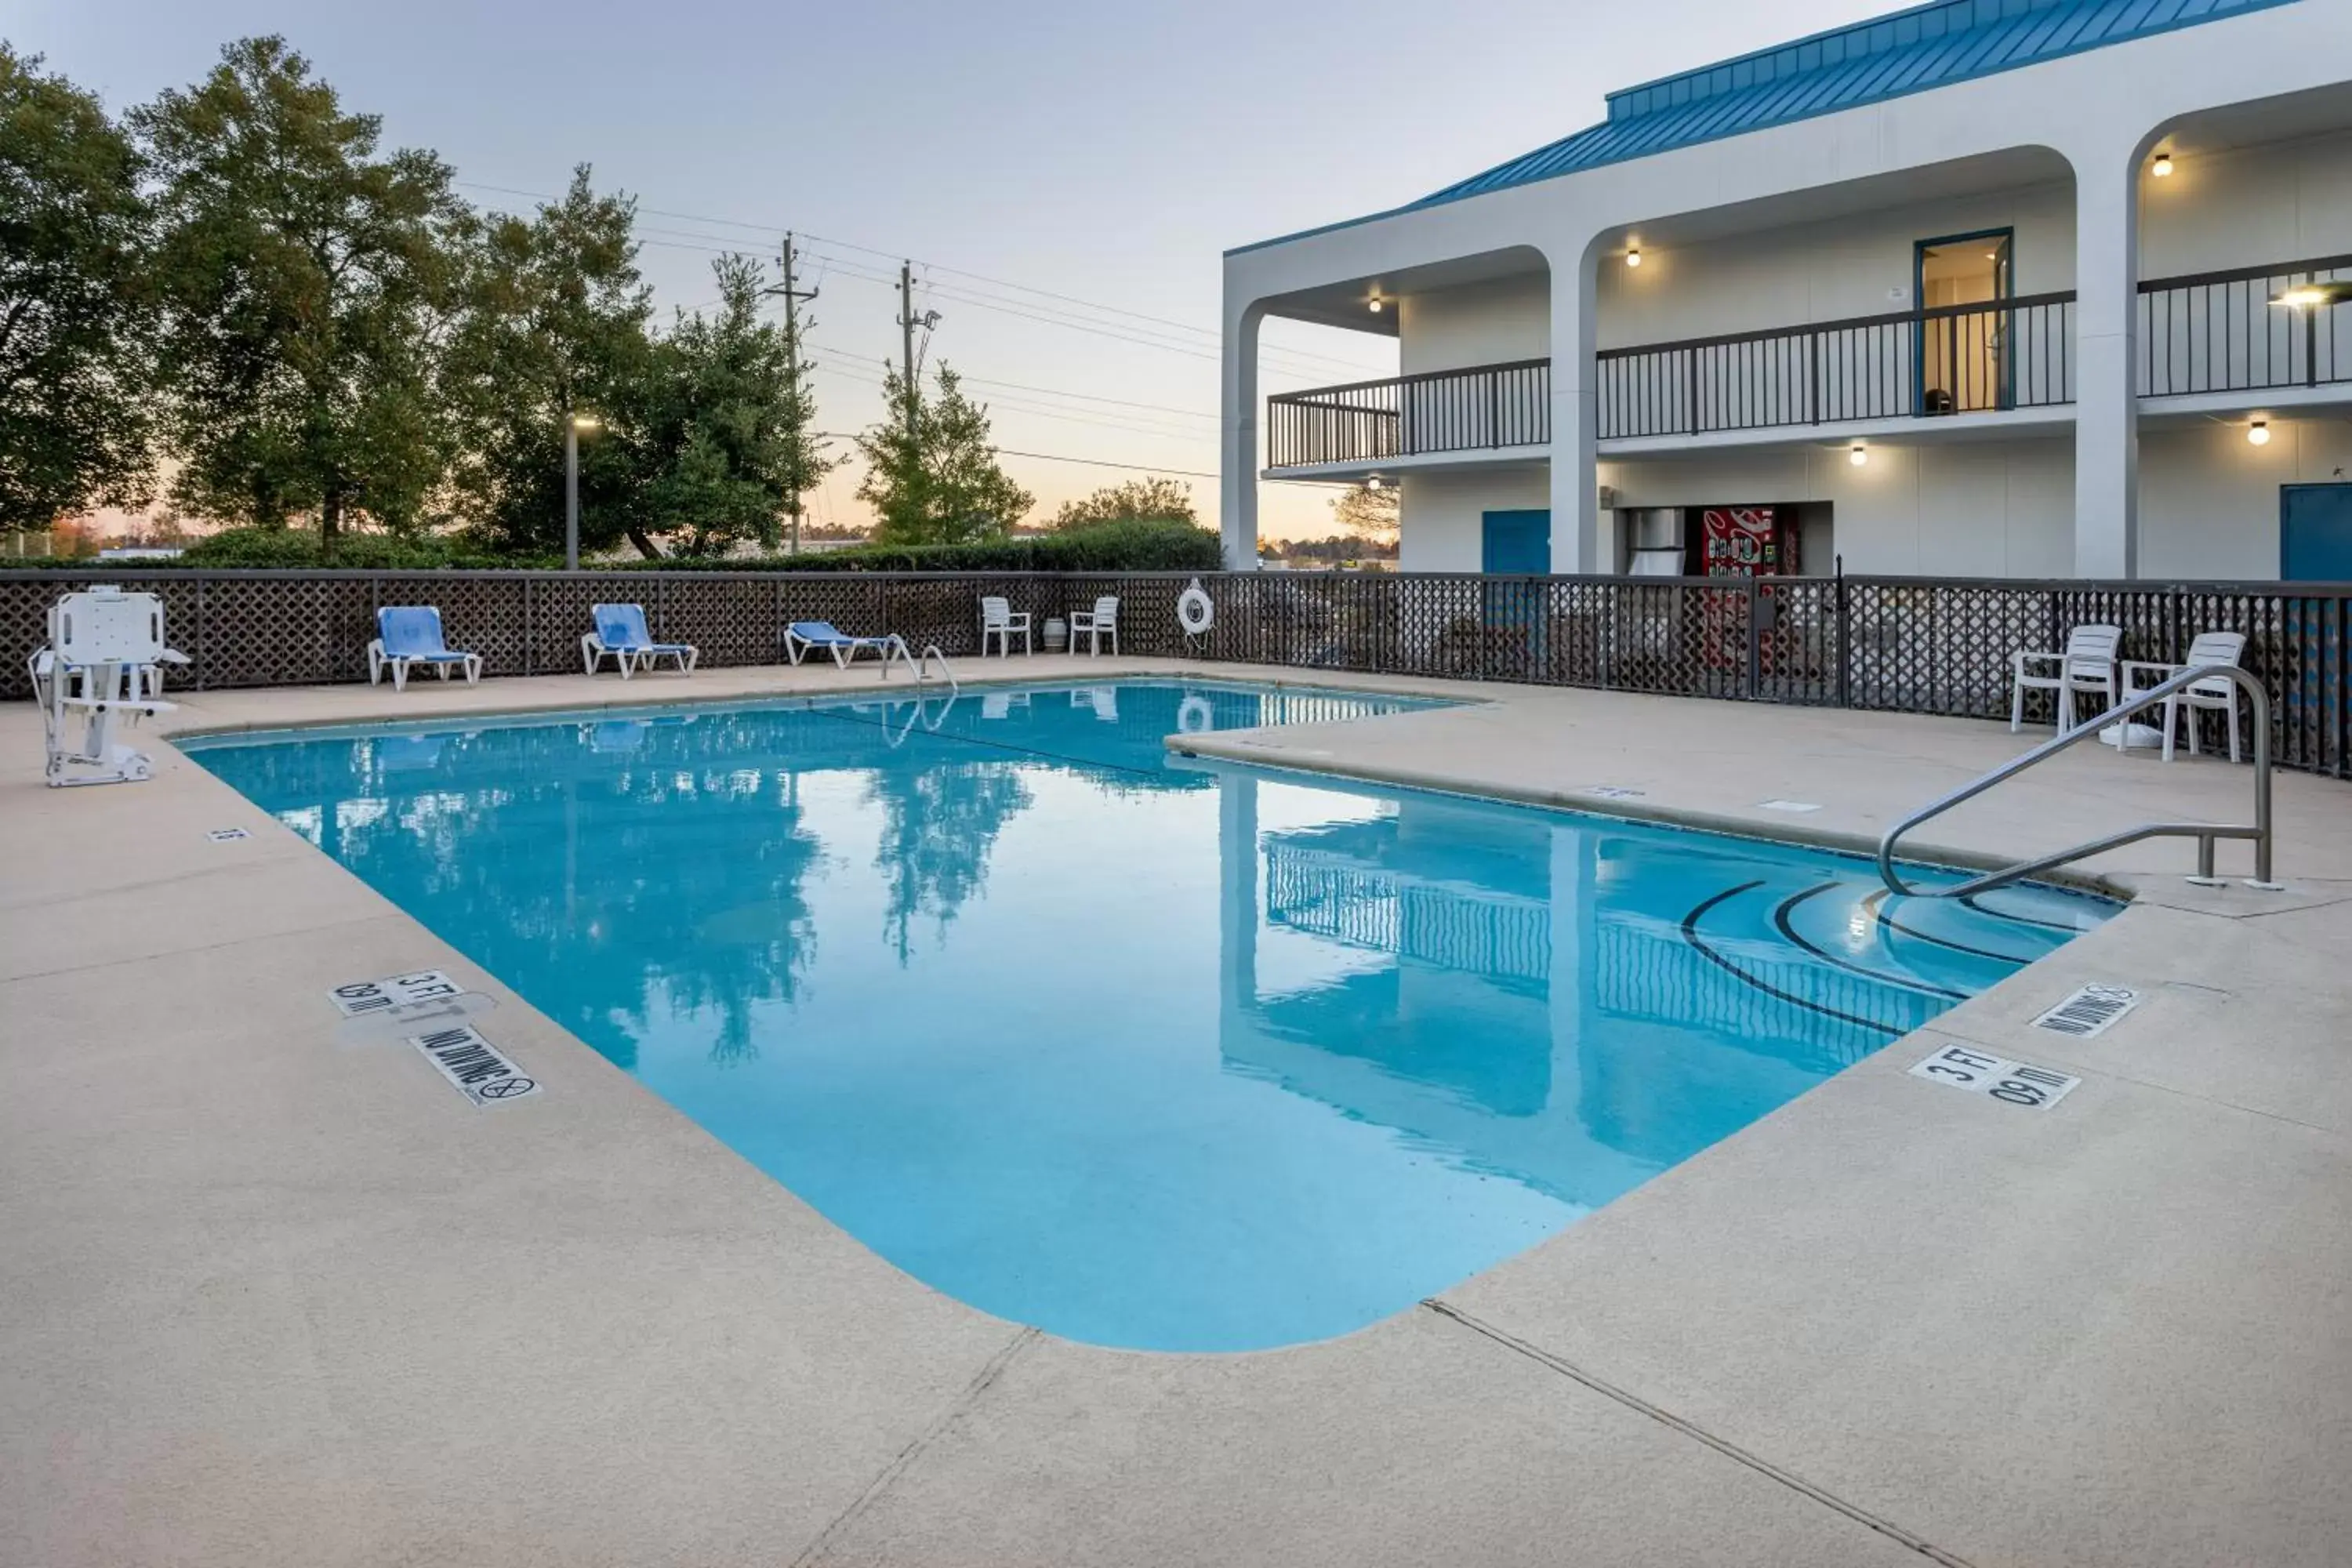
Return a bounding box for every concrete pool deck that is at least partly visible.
[3,658,2348,1566]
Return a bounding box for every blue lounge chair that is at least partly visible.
[583,602,697,678]
[783,620,907,670]
[367,607,481,692]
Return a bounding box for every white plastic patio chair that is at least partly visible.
[2010,623,2121,733]
[583,602,697,678]
[980,596,1031,657]
[31,585,185,787]
[1069,595,1120,655]
[368,606,481,692]
[2125,630,2249,763]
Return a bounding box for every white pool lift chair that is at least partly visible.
[31,585,187,787]
[368,606,481,692]
[1069,594,1121,655]
[2010,623,2122,733]
[583,602,697,678]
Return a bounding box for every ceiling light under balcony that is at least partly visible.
[1365,476,1385,492]
[1624,245,1642,268]
[2248,419,2271,447]
[1849,443,1868,467]
[2271,282,2347,310]
[1367,296,1383,314]
[2151,152,2174,177]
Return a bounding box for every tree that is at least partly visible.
[1330,481,1399,539]
[0,46,154,531]
[642,253,834,557]
[1047,475,1195,532]
[133,37,465,540]
[444,167,662,556]
[855,361,1032,545]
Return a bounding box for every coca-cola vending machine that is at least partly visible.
[1698,506,1799,578]
[1698,507,1801,671]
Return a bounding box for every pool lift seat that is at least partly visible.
[31,585,187,788]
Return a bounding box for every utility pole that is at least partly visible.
[895,261,940,444]
[761,234,821,554]
[898,260,918,443]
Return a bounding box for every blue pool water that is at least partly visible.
[187,681,2113,1352]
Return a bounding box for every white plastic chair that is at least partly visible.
[2125,630,2249,763]
[31,586,185,787]
[1069,595,1120,655]
[2011,623,2121,733]
[980,596,1031,657]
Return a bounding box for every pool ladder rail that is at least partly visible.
[1876,663,2279,898]
[880,640,959,695]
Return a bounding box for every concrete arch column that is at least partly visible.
[2067,129,2152,579]
[1542,229,1602,574]
[1219,298,1270,570]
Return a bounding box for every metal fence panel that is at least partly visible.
[3,568,2347,780]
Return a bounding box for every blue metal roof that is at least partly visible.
[1414,0,2301,209]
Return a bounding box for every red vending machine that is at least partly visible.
[1698,506,1799,578]
[1697,507,1801,672]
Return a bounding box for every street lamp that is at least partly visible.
[564,412,601,571]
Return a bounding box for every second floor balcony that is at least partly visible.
[1261,253,2352,472]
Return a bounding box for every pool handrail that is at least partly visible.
[1875,662,2275,898]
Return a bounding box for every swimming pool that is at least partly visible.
[186,680,2114,1352]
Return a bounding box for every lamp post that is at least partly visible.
[564,412,601,571]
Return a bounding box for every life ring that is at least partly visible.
[1177,694,1214,735]
[1176,579,1214,637]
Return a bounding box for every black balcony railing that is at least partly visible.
[1265,358,1548,470]
[1259,256,2351,467]
[2138,252,2351,397]
[1596,292,2078,438]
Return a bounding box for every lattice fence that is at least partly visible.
[3,568,2346,779]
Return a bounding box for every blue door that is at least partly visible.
[1479,510,1550,670]
[1480,509,1551,574]
[2282,485,2352,581]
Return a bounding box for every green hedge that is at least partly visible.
[629,518,1222,574]
[2,517,1221,575]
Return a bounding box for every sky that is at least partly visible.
[14,0,1891,541]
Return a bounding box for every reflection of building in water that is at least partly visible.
[1215,775,1830,1203]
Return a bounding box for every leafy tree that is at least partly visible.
[444,166,661,556]
[1047,475,1195,531]
[132,37,465,540]
[855,361,1032,545]
[643,253,834,556]
[0,46,154,531]
[1330,481,1399,538]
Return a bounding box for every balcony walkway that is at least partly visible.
[1263,252,2352,474]
[3,662,2349,1566]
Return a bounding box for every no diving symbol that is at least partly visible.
[477,1076,536,1101]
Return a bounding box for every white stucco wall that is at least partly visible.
[1585,418,2352,579]
[1597,182,2078,348]
[2140,126,2352,276]
[2139,416,2352,577]
[1374,129,2350,382]
[1396,467,1551,572]
[1398,275,1550,376]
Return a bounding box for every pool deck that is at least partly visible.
[4,656,2349,1567]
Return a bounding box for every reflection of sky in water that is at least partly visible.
[187,682,2112,1352]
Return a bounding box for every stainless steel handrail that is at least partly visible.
[915,644,959,695]
[1876,664,2276,898]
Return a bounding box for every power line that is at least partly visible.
[459,180,1391,379]
[994,450,1217,478]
